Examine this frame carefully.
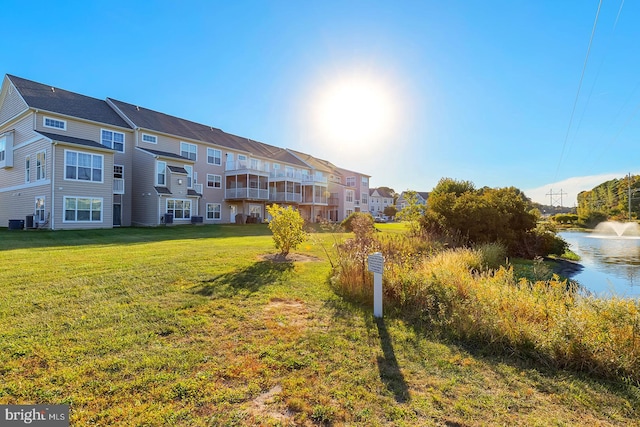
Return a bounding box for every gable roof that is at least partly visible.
[370,187,394,198]
[37,131,111,151]
[287,149,342,175]
[108,98,308,168]
[136,147,192,161]
[8,75,131,129]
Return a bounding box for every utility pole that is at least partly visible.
[546,188,568,212]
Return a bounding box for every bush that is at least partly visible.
[266,204,307,256]
[341,212,374,232]
[333,232,640,383]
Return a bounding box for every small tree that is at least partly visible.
[383,205,398,219]
[266,204,307,257]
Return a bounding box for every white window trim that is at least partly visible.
[206,203,222,220]
[34,196,45,222]
[36,150,46,181]
[206,173,222,188]
[43,116,67,131]
[63,149,104,183]
[180,142,197,161]
[207,148,221,165]
[63,196,103,223]
[25,155,31,183]
[101,129,125,153]
[156,161,167,186]
[141,133,157,144]
[166,198,192,220]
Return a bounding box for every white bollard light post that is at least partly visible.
[367,252,384,318]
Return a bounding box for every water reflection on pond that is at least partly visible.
[559,231,640,298]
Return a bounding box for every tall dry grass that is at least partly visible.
[332,233,640,383]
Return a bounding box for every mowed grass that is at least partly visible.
[0,225,639,426]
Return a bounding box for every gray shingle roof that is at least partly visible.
[167,165,188,174]
[36,131,110,151]
[8,75,131,129]
[154,187,172,195]
[108,98,308,167]
[137,147,192,161]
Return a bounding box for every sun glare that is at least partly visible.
[313,75,396,150]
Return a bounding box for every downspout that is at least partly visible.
[51,141,56,230]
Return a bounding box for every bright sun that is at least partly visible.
[313,75,396,150]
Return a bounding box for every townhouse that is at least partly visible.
[369,187,395,217]
[396,191,429,210]
[0,74,370,229]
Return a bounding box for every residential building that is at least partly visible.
[369,187,395,217]
[396,191,429,211]
[0,74,371,229]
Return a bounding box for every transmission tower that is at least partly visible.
[546,188,568,210]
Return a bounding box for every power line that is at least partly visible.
[554,0,603,180]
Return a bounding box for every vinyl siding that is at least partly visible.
[0,80,28,125]
[52,144,114,230]
[132,149,159,226]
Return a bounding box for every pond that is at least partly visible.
[559,231,640,298]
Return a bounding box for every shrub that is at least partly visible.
[266,204,307,256]
[341,212,374,232]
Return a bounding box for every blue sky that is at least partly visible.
[3,0,639,206]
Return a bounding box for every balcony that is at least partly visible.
[225,160,270,176]
[300,195,328,205]
[225,187,269,200]
[270,192,302,203]
[113,178,124,194]
[302,174,328,184]
[270,170,303,182]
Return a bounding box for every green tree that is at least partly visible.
[421,179,561,258]
[266,204,307,257]
[397,190,426,234]
[383,205,398,218]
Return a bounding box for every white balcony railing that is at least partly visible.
[270,192,302,203]
[113,178,124,194]
[225,188,269,200]
[302,174,328,184]
[194,183,203,194]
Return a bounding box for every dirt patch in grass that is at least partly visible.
[260,253,322,263]
[263,298,310,331]
[247,384,294,423]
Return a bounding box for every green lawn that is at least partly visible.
[0,225,638,426]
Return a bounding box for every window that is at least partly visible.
[142,133,157,144]
[114,165,123,179]
[180,142,197,161]
[362,194,368,205]
[113,165,124,193]
[43,117,66,130]
[207,174,222,188]
[250,158,259,170]
[101,130,125,152]
[65,150,103,182]
[0,136,5,162]
[25,156,30,183]
[35,197,45,222]
[64,197,102,222]
[207,148,221,165]
[167,199,191,220]
[156,161,166,186]
[346,209,353,216]
[184,165,193,188]
[362,177,368,186]
[346,190,354,203]
[207,203,221,220]
[36,151,46,180]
